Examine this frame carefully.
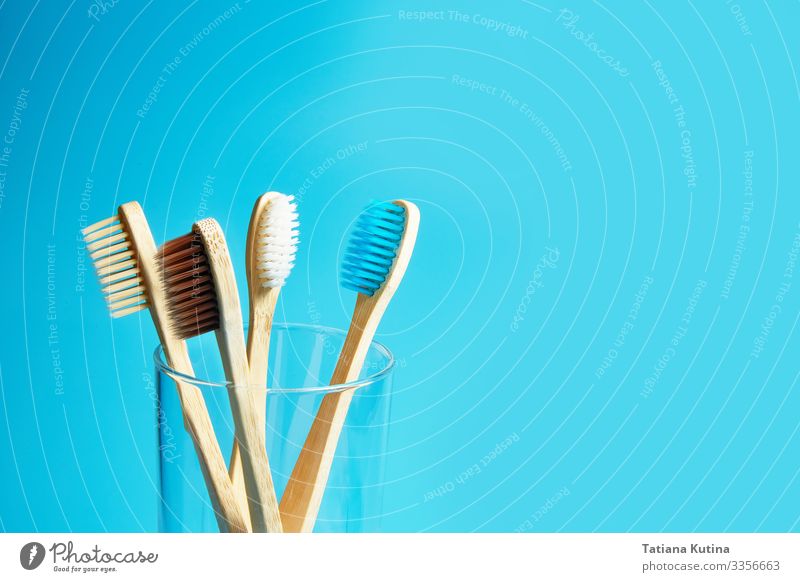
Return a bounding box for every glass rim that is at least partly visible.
[152,322,395,394]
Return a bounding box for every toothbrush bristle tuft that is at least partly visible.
[256,194,299,288]
[157,232,220,339]
[83,214,148,318]
[340,201,405,296]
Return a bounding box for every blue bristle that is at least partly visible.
[341,201,406,295]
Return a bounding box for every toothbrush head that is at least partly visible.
[340,200,418,297]
[82,203,149,318]
[157,222,220,339]
[247,192,299,291]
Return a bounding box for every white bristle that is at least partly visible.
[255,194,299,288]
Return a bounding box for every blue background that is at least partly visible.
[1,0,799,532]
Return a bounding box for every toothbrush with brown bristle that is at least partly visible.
[279,200,419,532]
[82,202,249,533]
[158,218,283,533]
[228,192,299,525]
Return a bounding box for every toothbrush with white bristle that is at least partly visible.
[279,199,419,532]
[228,192,299,524]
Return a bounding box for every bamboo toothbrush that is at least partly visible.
[229,192,299,524]
[279,200,419,532]
[82,202,249,533]
[158,218,283,533]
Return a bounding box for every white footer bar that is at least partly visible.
[1,533,797,580]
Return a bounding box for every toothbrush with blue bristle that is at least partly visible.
[279,199,420,532]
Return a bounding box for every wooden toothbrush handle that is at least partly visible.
[225,378,283,532]
[279,389,356,532]
[227,440,248,526]
[228,291,281,526]
[166,341,251,534]
[280,294,381,532]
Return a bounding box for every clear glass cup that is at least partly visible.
[154,323,394,533]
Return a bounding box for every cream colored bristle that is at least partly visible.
[105,284,140,299]
[91,241,129,260]
[84,224,122,243]
[96,257,137,277]
[104,276,143,294]
[111,304,147,318]
[108,293,146,309]
[83,213,148,318]
[94,250,134,269]
[82,215,118,235]
[99,267,140,286]
[88,232,127,253]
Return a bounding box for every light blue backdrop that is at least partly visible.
[1,0,798,532]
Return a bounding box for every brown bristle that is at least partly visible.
[83,213,148,318]
[158,231,220,339]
